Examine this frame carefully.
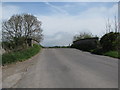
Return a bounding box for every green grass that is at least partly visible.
[103,51,120,59]
[2,44,41,65]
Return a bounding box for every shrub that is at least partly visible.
[114,35,120,51]
[71,37,99,51]
[100,32,120,51]
[91,47,105,55]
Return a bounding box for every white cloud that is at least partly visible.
[79,4,118,18]
[1,3,118,46]
[42,32,73,46]
[1,5,21,41]
[38,3,118,46]
[39,15,104,35]
[0,3,2,41]
[39,15,106,46]
[2,5,21,20]
[108,4,118,16]
[45,2,69,15]
[0,3,2,20]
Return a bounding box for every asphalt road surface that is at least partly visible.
[12,48,118,88]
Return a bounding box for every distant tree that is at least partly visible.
[2,14,43,51]
[73,32,93,42]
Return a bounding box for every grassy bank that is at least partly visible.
[91,48,119,59]
[2,44,41,65]
[103,51,120,59]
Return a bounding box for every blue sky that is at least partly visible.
[2,2,118,46]
[3,2,116,16]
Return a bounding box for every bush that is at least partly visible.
[71,37,99,51]
[2,44,41,65]
[103,51,120,59]
[114,35,120,51]
[71,43,95,51]
[91,47,105,55]
[100,32,120,51]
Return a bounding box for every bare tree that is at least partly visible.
[2,14,43,51]
[105,15,119,33]
[22,14,43,42]
[105,18,112,33]
[114,16,118,32]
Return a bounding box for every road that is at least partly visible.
[3,48,118,88]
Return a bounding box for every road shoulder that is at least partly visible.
[2,51,41,88]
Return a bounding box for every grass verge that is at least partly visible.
[103,51,120,59]
[2,44,41,65]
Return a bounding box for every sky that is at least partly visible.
[2,2,118,46]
